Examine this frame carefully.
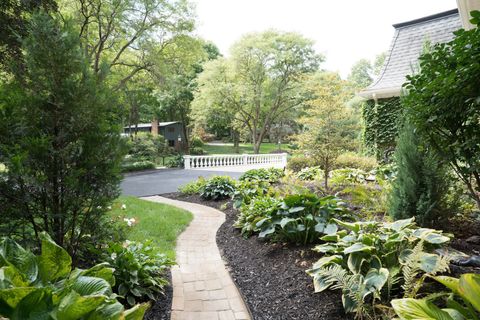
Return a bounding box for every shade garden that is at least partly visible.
[167,164,480,320]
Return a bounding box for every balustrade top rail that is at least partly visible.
[184,153,287,169]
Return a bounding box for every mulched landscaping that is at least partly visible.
[144,273,173,320]
[162,192,351,320]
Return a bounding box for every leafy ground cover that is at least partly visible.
[110,196,192,259]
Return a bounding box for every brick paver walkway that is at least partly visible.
[142,196,251,320]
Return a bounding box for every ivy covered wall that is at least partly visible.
[362,97,403,160]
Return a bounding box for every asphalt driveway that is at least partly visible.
[121,169,243,197]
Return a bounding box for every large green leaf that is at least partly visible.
[392,298,454,320]
[389,218,415,232]
[459,274,480,312]
[347,252,365,274]
[0,239,38,283]
[344,243,374,254]
[312,275,331,293]
[72,276,112,296]
[38,233,72,283]
[332,219,360,233]
[412,229,450,244]
[309,255,342,270]
[10,288,53,320]
[87,301,124,320]
[434,276,460,294]
[364,268,389,293]
[124,302,150,320]
[419,253,442,273]
[1,266,30,287]
[0,287,38,309]
[56,291,105,320]
[81,263,116,287]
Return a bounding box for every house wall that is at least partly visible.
[363,97,403,161]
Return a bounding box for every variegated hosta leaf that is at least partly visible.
[391,298,454,320]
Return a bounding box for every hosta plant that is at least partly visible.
[200,176,237,200]
[330,168,370,185]
[234,195,281,237]
[232,179,271,209]
[0,233,149,320]
[178,176,207,195]
[307,218,451,318]
[105,240,174,306]
[239,168,285,183]
[256,193,352,245]
[296,166,324,181]
[392,273,480,320]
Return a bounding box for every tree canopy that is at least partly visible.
[192,30,323,153]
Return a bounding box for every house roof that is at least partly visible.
[359,9,462,99]
[124,121,180,129]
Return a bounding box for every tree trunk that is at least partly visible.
[233,130,240,154]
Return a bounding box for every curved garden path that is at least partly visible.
[142,196,251,320]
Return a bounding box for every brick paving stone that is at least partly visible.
[141,196,251,320]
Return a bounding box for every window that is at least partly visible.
[168,127,175,133]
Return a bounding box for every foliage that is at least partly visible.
[232,179,271,209]
[297,166,324,181]
[256,193,352,245]
[287,156,315,172]
[402,15,480,209]
[0,233,149,319]
[234,196,281,237]
[308,218,451,318]
[392,273,480,320]
[389,123,454,228]
[121,160,156,173]
[200,176,237,201]
[296,72,360,188]
[126,134,170,162]
[335,152,377,171]
[178,177,208,195]
[0,0,57,74]
[192,30,323,153]
[363,97,403,161]
[105,241,174,306]
[165,154,184,168]
[61,0,195,89]
[339,184,390,219]
[0,13,125,260]
[347,53,386,89]
[189,147,206,155]
[330,168,369,185]
[190,136,205,148]
[239,168,285,183]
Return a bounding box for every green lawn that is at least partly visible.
[203,142,290,155]
[110,196,192,259]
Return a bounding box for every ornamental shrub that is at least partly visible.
[232,179,271,208]
[105,241,174,306]
[389,123,453,227]
[0,233,149,319]
[402,13,480,208]
[287,156,314,172]
[0,13,125,260]
[127,133,158,162]
[335,152,377,171]
[200,176,237,200]
[190,136,205,148]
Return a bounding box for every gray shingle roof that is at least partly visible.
[359,9,462,99]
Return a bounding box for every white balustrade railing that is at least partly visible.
[183,153,288,170]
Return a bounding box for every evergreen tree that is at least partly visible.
[0,12,125,261]
[388,122,452,227]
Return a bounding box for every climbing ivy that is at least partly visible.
[362,97,403,161]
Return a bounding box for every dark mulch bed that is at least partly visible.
[162,192,350,320]
[144,272,173,320]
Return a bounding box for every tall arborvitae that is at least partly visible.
[389,122,452,227]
